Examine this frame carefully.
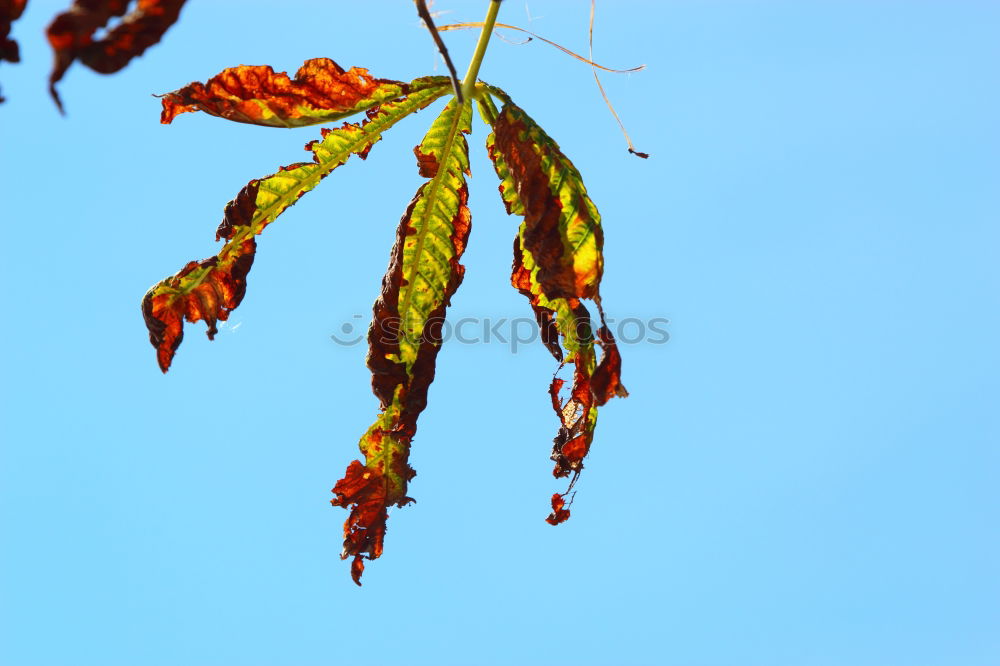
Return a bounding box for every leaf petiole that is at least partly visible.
[460,0,502,102]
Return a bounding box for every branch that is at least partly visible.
[414,0,464,103]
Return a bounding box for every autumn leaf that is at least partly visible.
[0,0,27,103]
[332,97,473,585]
[137,5,638,584]
[159,58,426,128]
[141,184,258,373]
[1,0,25,64]
[480,91,626,523]
[484,92,604,301]
[142,81,451,372]
[47,0,187,111]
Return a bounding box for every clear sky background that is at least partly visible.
[2,1,998,665]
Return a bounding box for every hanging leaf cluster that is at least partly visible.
[141,56,627,585]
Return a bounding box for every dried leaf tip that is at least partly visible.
[546,493,572,525]
[350,555,366,586]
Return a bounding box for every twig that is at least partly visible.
[590,1,648,158]
[438,22,644,74]
[414,0,464,103]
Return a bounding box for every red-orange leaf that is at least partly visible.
[331,459,409,585]
[47,0,186,111]
[141,183,258,372]
[160,58,409,128]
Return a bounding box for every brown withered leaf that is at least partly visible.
[160,58,409,128]
[47,0,186,112]
[331,459,412,585]
[332,98,473,584]
[481,92,626,522]
[1,0,26,63]
[545,493,572,526]
[1,0,27,102]
[590,324,628,405]
[490,101,604,302]
[546,316,626,481]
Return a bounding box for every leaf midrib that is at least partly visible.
[395,100,469,363]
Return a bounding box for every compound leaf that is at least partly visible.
[159,59,435,128]
[332,97,472,585]
[142,82,451,372]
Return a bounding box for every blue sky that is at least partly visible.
[2,1,998,664]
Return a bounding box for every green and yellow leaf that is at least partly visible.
[331,97,473,585]
[142,82,451,372]
[160,59,446,128]
[481,92,626,524]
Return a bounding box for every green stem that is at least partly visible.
[460,0,502,102]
